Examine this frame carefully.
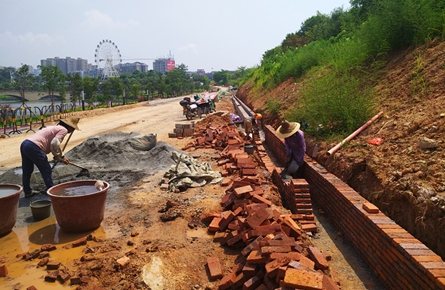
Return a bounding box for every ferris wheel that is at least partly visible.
[94,39,122,79]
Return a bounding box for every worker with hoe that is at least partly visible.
[275,119,306,180]
[20,117,81,198]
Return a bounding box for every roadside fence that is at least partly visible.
[0,103,76,136]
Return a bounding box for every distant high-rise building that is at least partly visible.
[40,56,91,75]
[118,62,149,73]
[153,54,175,74]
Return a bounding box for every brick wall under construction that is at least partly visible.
[262,124,445,290]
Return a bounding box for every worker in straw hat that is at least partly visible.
[20,117,81,198]
[275,119,306,179]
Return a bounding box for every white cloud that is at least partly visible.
[178,44,198,55]
[0,31,63,48]
[81,9,115,29]
[80,9,138,30]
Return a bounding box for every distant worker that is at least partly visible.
[20,117,81,197]
[253,113,263,130]
[275,120,306,179]
[244,117,253,140]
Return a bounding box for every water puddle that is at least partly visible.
[0,212,121,289]
[186,227,213,240]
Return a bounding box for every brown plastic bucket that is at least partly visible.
[0,183,22,236]
[47,180,110,233]
[30,200,52,220]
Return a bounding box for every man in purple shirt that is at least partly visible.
[20,117,80,197]
[276,120,306,179]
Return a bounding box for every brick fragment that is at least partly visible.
[46,261,61,270]
[45,271,58,282]
[218,271,236,290]
[37,257,49,267]
[26,286,38,290]
[72,238,87,247]
[207,257,223,280]
[116,256,130,268]
[70,276,81,285]
[243,275,262,290]
[0,264,8,277]
[283,267,324,289]
[41,244,56,251]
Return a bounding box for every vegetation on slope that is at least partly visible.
[239,0,445,139]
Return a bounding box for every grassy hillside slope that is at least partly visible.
[237,38,445,259]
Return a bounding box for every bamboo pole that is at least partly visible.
[327,111,384,156]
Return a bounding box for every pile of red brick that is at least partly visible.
[202,176,339,290]
[181,124,243,151]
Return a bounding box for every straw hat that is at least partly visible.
[276,120,300,139]
[60,117,81,131]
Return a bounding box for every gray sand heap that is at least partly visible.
[66,131,180,174]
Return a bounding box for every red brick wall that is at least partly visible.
[263,124,445,290]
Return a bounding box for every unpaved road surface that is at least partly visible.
[0,94,383,290]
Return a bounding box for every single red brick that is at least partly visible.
[234,185,254,197]
[207,257,223,280]
[246,250,268,265]
[219,210,236,231]
[308,247,329,270]
[246,207,271,229]
[208,217,222,232]
[26,286,38,290]
[251,194,272,206]
[362,202,379,214]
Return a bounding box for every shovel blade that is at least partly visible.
[76,169,90,178]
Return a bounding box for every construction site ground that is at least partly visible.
[0,94,384,290]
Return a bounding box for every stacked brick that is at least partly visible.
[181,124,243,151]
[168,123,195,138]
[204,178,339,290]
[262,122,445,290]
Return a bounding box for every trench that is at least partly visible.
[232,95,445,290]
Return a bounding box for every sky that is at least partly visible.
[0,0,351,73]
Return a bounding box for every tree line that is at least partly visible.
[0,63,251,107]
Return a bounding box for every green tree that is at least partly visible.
[213,70,229,86]
[83,76,99,106]
[67,73,83,105]
[39,65,65,103]
[110,77,124,104]
[11,64,35,104]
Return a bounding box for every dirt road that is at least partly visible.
[0,98,193,174]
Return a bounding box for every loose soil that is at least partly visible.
[0,93,383,290]
[236,39,445,261]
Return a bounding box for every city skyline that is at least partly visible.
[0,0,351,72]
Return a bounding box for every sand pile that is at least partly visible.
[0,132,184,199]
[66,132,181,174]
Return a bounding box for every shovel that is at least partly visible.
[68,162,91,177]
